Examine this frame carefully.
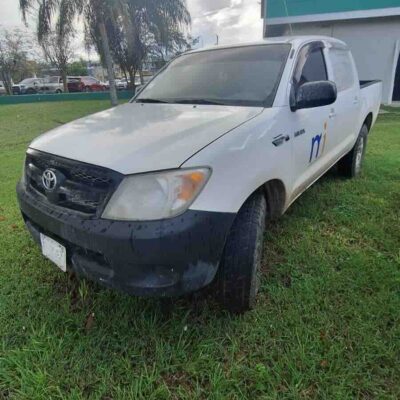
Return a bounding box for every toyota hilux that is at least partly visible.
[17,36,382,313]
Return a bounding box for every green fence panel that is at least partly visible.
[0,91,134,105]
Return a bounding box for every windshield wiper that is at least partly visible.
[136,98,170,104]
[173,98,229,106]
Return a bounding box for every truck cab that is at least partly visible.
[17,36,382,313]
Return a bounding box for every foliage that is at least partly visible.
[85,0,191,87]
[0,102,399,398]
[41,31,75,92]
[0,29,38,94]
[68,59,89,76]
[19,0,120,105]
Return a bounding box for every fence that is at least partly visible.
[0,91,134,105]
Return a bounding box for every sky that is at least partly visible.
[0,0,264,51]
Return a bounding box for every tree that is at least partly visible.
[0,29,35,95]
[68,59,88,76]
[41,31,74,92]
[19,0,119,106]
[86,0,191,89]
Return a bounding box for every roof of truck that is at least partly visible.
[187,36,347,54]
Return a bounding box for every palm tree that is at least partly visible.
[89,0,191,88]
[19,0,119,106]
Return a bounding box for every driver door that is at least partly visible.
[286,42,336,202]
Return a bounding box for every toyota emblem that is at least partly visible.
[42,169,57,191]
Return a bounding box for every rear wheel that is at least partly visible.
[84,86,92,93]
[337,124,368,178]
[216,191,266,313]
[55,89,62,94]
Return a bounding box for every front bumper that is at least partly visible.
[17,182,235,297]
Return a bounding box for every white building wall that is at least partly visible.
[267,17,400,104]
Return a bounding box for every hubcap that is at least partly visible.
[355,137,364,174]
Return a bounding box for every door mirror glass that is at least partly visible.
[293,81,337,111]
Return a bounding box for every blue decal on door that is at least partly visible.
[309,122,328,163]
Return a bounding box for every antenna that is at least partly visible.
[282,0,293,35]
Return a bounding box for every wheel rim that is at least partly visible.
[355,137,365,175]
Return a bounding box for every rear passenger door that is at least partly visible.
[326,46,362,156]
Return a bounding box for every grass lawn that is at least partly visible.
[0,101,399,399]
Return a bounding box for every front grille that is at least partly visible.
[25,149,123,215]
[12,86,21,94]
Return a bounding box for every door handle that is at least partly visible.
[353,97,359,105]
[272,134,290,147]
[329,112,337,119]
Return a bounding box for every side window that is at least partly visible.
[330,49,355,92]
[299,49,328,86]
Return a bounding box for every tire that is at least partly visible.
[216,191,266,313]
[55,89,62,94]
[26,88,36,95]
[84,86,92,93]
[337,124,368,178]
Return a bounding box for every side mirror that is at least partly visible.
[292,81,337,111]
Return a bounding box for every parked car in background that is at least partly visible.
[67,76,106,92]
[12,78,45,95]
[116,78,129,90]
[43,76,64,94]
[105,79,130,90]
[0,81,6,95]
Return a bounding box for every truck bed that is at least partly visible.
[360,80,382,128]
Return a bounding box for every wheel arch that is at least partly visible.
[363,112,373,132]
[262,179,287,220]
[238,179,287,221]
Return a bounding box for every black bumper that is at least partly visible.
[17,182,235,297]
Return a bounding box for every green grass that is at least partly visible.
[0,101,399,399]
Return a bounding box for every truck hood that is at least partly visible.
[29,102,263,175]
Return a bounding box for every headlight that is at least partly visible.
[102,168,211,221]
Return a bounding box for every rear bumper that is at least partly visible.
[17,182,235,297]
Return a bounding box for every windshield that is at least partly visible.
[136,44,291,107]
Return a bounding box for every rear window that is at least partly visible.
[330,49,355,92]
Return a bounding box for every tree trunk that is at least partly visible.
[1,71,13,95]
[128,70,136,91]
[61,67,69,93]
[98,18,118,106]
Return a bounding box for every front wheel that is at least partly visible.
[337,124,368,178]
[216,191,266,313]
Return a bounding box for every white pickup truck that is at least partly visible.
[17,36,382,313]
